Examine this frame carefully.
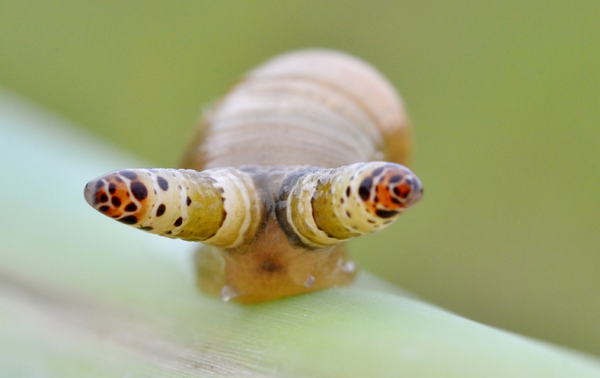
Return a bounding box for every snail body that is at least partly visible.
[84,50,423,303]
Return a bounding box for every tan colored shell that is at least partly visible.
[181,49,411,171]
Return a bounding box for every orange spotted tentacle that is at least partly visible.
[277,162,423,249]
[83,50,425,304]
[84,168,261,248]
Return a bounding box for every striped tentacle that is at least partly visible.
[83,167,261,248]
[277,162,423,249]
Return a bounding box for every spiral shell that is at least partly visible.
[84,49,423,303]
[181,50,411,170]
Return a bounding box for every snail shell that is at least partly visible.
[181,49,411,170]
[84,49,423,303]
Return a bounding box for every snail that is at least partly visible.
[84,49,423,303]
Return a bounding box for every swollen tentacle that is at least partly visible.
[84,168,261,248]
[83,50,424,304]
[277,162,423,249]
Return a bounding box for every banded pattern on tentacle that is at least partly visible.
[83,49,424,303]
[84,168,261,248]
[277,162,423,249]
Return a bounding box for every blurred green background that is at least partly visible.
[1,0,598,357]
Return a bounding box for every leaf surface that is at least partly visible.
[1,89,599,377]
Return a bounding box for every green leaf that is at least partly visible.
[1,89,599,377]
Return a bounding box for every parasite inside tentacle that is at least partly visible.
[83,50,424,303]
[84,167,261,248]
[277,162,423,249]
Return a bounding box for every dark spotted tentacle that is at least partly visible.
[83,50,424,304]
[277,162,423,249]
[84,168,261,248]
